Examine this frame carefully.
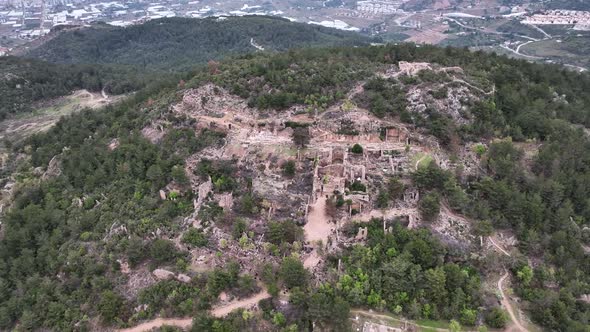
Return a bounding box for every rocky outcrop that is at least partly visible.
[42,155,62,180]
[152,269,176,280]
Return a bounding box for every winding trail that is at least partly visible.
[118,289,270,332]
[250,38,264,51]
[351,309,449,332]
[489,237,528,331]
[210,288,270,317]
[516,41,534,54]
[499,44,542,59]
[119,318,192,332]
[526,24,552,39]
[498,272,528,332]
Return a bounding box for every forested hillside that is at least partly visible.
[0,56,173,120]
[24,16,376,71]
[2,16,374,119]
[0,44,589,332]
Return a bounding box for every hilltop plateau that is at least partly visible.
[0,44,589,332]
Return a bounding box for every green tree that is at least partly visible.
[292,127,310,148]
[98,290,124,323]
[517,265,533,286]
[280,256,307,288]
[351,144,363,154]
[485,307,508,328]
[150,239,179,264]
[460,308,477,326]
[449,319,461,332]
[272,312,286,326]
[282,160,296,177]
[181,228,209,247]
[146,164,165,188]
[419,192,440,222]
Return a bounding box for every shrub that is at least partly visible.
[351,143,363,154]
[181,228,209,247]
[419,192,440,222]
[98,291,124,323]
[150,239,179,264]
[348,180,366,192]
[280,256,307,288]
[282,160,296,177]
[485,307,508,328]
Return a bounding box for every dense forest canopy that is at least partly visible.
[0,42,589,331]
[0,56,168,120]
[2,16,375,119]
[24,16,377,71]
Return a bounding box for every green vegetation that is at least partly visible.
[0,56,161,119]
[351,143,364,154]
[338,220,482,323]
[485,307,509,328]
[1,42,590,331]
[181,228,209,247]
[377,177,405,208]
[3,16,376,119]
[195,159,238,193]
[26,16,376,71]
[354,76,407,118]
[0,77,226,329]
[282,160,296,177]
[419,192,441,222]
[496,21,545,40]
[520,35,590,68]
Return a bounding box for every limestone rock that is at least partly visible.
[176,273,191,283]
[152,268,175,280]
[42,155,62,180]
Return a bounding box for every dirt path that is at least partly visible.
[304,196,332,243]
[498,272,528,332]
[489,237,527,332]
[118,289,270,332]
[526,24,551,39]
[250,38,264,51]
[489,236,511,257]
[210,289,270,317]
[303,195,332,268]
[499,44,542,60]
[119,318,192,332]
[351,309,449,332]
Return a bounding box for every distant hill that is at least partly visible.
[23,16,376,71]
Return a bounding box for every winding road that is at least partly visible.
[118,288,270,332]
